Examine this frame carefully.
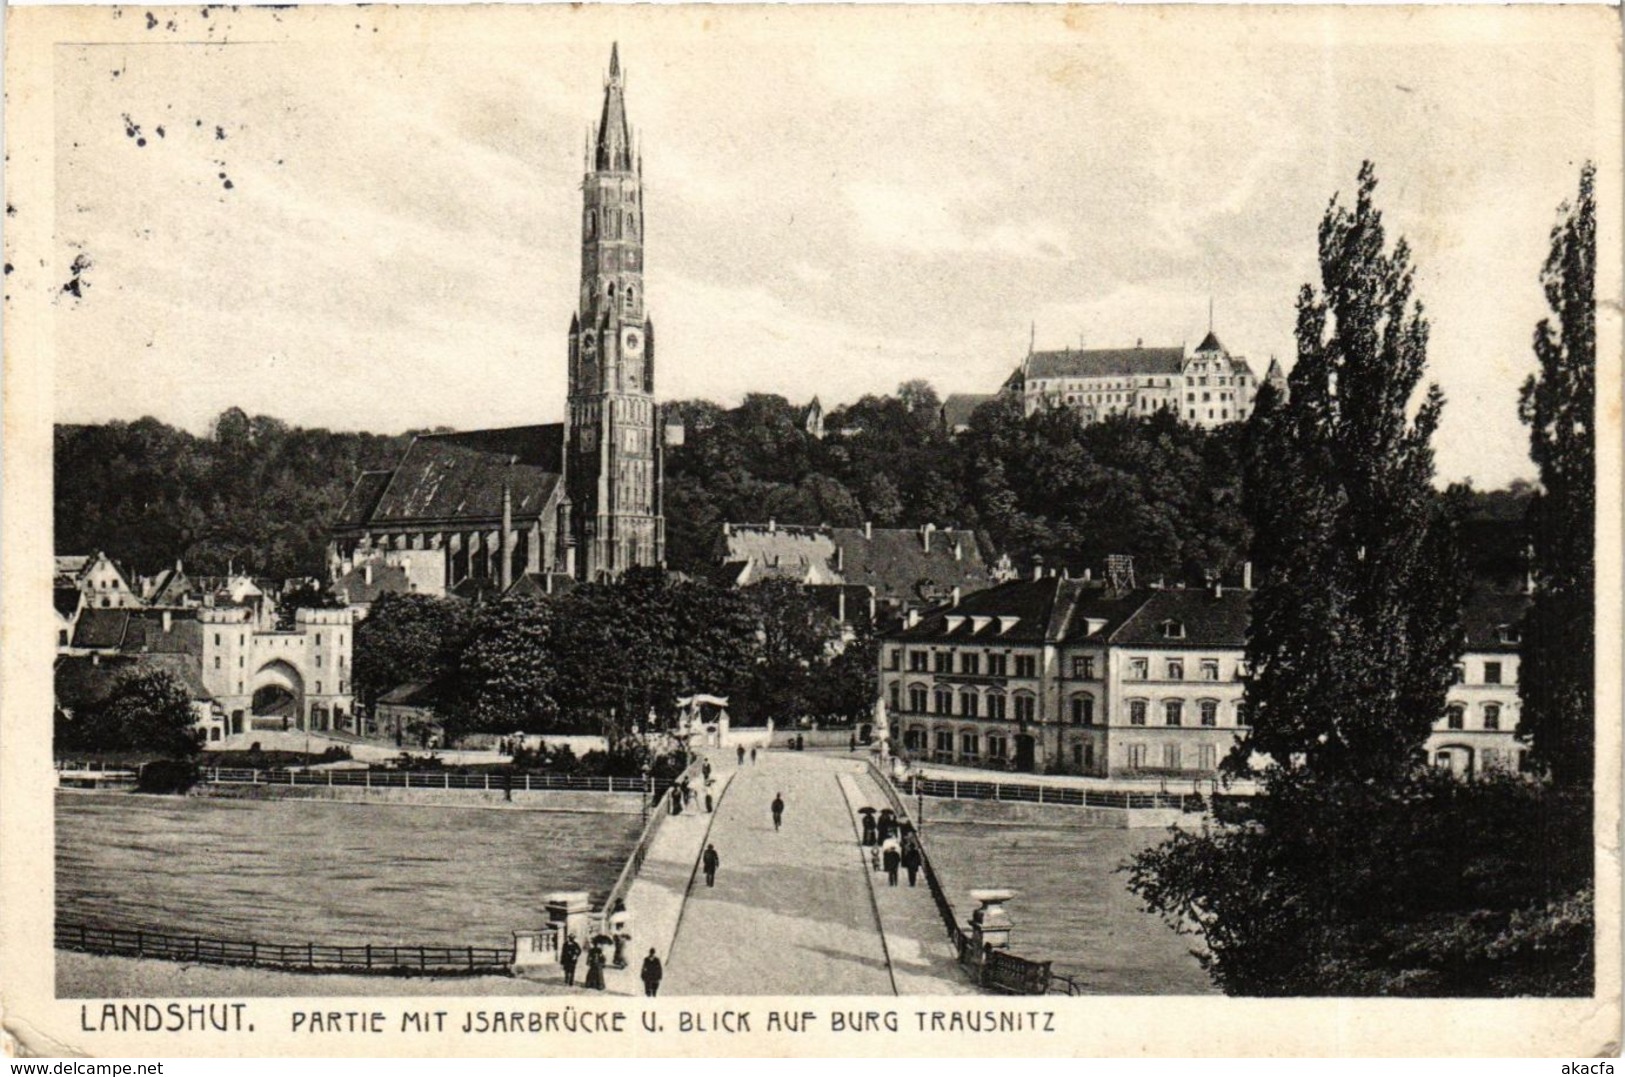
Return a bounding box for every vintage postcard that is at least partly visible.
[2,2,1621,1058]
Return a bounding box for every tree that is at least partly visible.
[352,593,471,709]
[95,666,203,758]
[455,596,562,735]
[1518,162,1596,790]
[1237,161,1463,783]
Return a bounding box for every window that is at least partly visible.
[1200,700,1218,727]
[909,686,928,713]
[889,682,901,712]
[1497,624,1521,645]
[987,693,1006,720]
[961,653,980,675]
[315,654,322,668]
[1484,662,1502,685]
[1484,703,1501,731]
[1198,745,1217,771]
[888,649,901,671]
[1165,700,1184,726]
[1452,663,1466,685]
[960,732,980,758]
[988,734,1008,759]
[1072,656,1095,679]
[213,656,221,669]
[1235,702,1250,727]
[934,730,954,760]
[1015,655,1037,678]
[1082,741,1095,770]
[1159,620,1186,640]
[1163,743,1181,770]
[59,629,68,646]
[315,682,322,694]
[1446,705,1465,731]
[1129,700,1148,726]
[1072,696,1095,725]
[935,652,952,674]
[214,633,221,646]
[960,692,979,718]
[910,652,927,672]
[934,689,953,715]
[1166,659,1184,680]
[1201,660,1220,681]
[1129,658,1149,680]
[315,634,322,646]
[1014,695,1036,723]
[1128,743,1148,769]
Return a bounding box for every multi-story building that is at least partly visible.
[879,577,1530,779]
[56,552,143,610]
[942,334,1289,435]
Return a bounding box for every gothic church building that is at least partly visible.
[331,45,666,590]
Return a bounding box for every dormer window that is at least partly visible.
[996,616,1020,634]
[971,616,992,634]
[1497,624,1521,645]
[1158,619,1186,640]
[945,615,966,634]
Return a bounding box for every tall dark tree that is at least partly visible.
[351,593,471,709]
[1237,162,1464,783]
[1518,163,1596,790]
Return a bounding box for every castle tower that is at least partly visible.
[563,43,665,580]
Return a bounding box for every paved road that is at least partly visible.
[662,752,898,995]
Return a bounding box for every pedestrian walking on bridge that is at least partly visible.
[641,949,664,997]
[702,843,721,887]
[736,744,745,765]
[560,935,581,987]
[771,792,785,831]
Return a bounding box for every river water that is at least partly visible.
[923,821,1217,995]
[56,793,640,949]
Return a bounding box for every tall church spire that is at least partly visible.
[595,43,633,173]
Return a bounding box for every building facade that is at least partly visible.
[331,45,665,587]
[879,578,1529,779]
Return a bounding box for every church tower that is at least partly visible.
[563,44,665,580]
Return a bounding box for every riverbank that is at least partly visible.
[190,783,645,813]
[57,951,592,998]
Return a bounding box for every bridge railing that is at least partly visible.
[56,920,513,976]
[199,767,669,795]
[895,774,1204,812]
[865,759,1060,995]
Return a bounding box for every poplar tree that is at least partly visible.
[1239,162,1464,783]
[1518,163,1596,790]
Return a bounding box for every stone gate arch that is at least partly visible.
[251,659,306,731]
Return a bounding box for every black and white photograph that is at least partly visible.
[2,2,1620,1057]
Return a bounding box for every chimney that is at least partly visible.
[951,586,961,607]
[1243,560,1253,591]
[1032,555,1044,582]
[864,521,873,540]
[161,610,172,633]
[921,522,935,552]
[953,537,963,562]
[92,653,100,667]
[834,545,844,572]
[363,563,373,586]
[1211,579,1223,599]
[500,483,514,592]
[769,519,777,534]
[837,588,847,623]
[906,608,921,628]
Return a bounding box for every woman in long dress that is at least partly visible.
[584,941,607,990]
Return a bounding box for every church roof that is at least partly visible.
[356,425,564,529]
[334,471,392,529]
[1026,347,1186,380]
[595,44,634,173]
[1195,331,1225,353]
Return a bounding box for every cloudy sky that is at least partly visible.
[49,5,1617,489]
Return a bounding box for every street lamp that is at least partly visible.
[641,763,652,823]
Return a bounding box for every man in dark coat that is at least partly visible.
[737,745,745,765]
[771,793,785,831]
[640,948,664,997]
[882,838,901,887]
[702,843,720,887]
[901,840,922,887]
[560,935,581,987]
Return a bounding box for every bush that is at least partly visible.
[136,759,199,794]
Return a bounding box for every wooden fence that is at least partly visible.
[200,767,669,795]
[56,921,513,976]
